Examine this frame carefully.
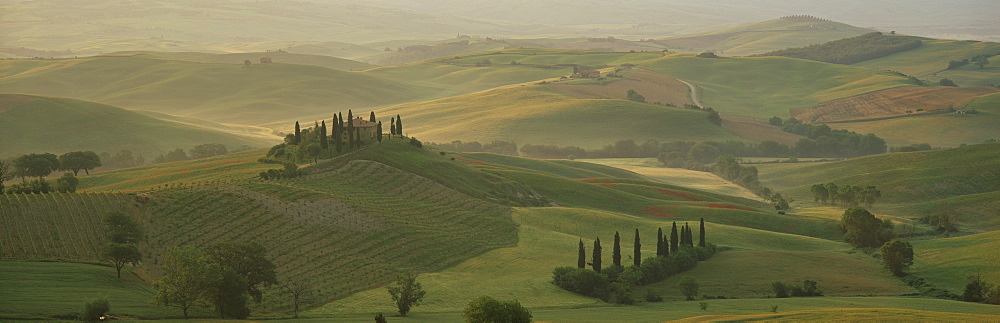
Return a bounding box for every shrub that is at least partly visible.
[679,276,699,300]
[55,172,78,193]
[772,281,789,298]
[462,296,532,323]
[81,297,110,321]
[6,178,51,194]
[606,282,635,304]
[644,290,663,302]
[552,267,610,298]
[699,302,708,310]
[409,137,423,148]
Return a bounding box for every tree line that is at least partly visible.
[712,155,789,210]
[811,183,881,208]
[553,219,717,304]
[0,151,97,194]
[152,143,236,164]
[756,32,923,64]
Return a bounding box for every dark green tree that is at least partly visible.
[190,144,228,159]
[612,231,621,267]
[58,151,102,176]
[205,241,277,303]
[0,160,13,193]
[396,114,403,136]
[390,117,396,137]
[768,116,783,127]
[662,231,669,257]
[656,228,664,257]
[155,246,222,319]
[304,142,321,163]
[679,276,699,300]
[334,113,344,153]
[209,267,250,319]
[578,239,586,269]
[377,121,383,142]
[592,237,602,272]
[670,222,679,252]
[347,110,355,149]
[319,120,329,150]
[699,218,706,248]
[13,153,59,179]
[370,111,376,122]
[841,207,893,248]
[633,229,641,267]
[55,172,78,193]
[293,121,301,145]
[880,239,914,276]
[387,274,426,316]
[462,296,532,323]
[963,274,989,303]
[101,212,144,279]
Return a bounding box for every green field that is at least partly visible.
[853,39,1000,86]
[0,261,214,320]
[639,54,914,120]
[831,92,1000,147]
[911,231,1000,293]
[0,94,272,159]
[119,51,375,71]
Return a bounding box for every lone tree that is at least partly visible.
[281,277,311,319]
[377,121,383,142]
[462,296,532,323]
[880,239,914,276]
[699,218,706,247]
[13,153,59,179]
[370,111,376,122]
[293,121,301,144]
[679,276,699,300]
[592,237,602,272]
[633,229,641,267]
[577,239,586,269]
[390,117,396,138]
[101,212,144,279]
[387,274,427,316]
[612,231,622,267]
[58,151,102,175]
[205,241,277,304]
[155,246,222,319]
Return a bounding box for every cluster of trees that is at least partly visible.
[771,280,823,298]
[758,32,923,64]
[713,155,788,210]
[257,163,303,180]
[152,143,234,164]
[963,274,1000,305]
[553,220,717,304]
[840,207,894,248]
[810,183,881,208]
[427,140,519,155]
[918,213,958,233]
[626,89,646,102]
[889,143,933,153]
[154,242,277,319]
[948,54,993,70]
[779,118,887,157]
[0,151,97,194]
[265,110,401,166]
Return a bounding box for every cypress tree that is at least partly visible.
[390,117,396,137]
[578,239,586,269]
[396,114,403,137]
[662,231,669,257]
[656,228,663,257]
[592,237,602,272]
[377,122,383,142]
[293,121,301,144]
[699,218,706,248]
[319,120,329,150]
[633,229,641,267]
[334,114,343,153]
[612,231,621,267]
[670,222,679,252]
[684,223,693,247]
[370,111,376,122]
[347,110,354,149]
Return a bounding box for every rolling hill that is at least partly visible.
[638,53,915,120]
[375,85,744,149]
[117,51,375,71]
[654,16,873,56]
[852,39,1000,87]
[790,86,1000,123]
[0,94,272,159]
[755,142,1000,231]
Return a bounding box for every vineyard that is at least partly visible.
[0,192,131,261]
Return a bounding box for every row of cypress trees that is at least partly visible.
[288,111,406,153]
[578,219,707,271]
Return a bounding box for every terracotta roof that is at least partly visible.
[350,118,378,128]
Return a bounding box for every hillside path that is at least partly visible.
[677,79,704,109]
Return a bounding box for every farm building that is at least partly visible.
[341,118,379,140]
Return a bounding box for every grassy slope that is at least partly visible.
[910,231,1000,293]
[77,149,280,192]
[755,142,1000,230]
[656,18,873,56]
[118,51,375,71]
[0,54,430,126]
[0,94,271,159]
[853,39,1000,86]
[313,206,904,316]
[578,158,762,201]
[831,92,1000,147]
[639,54,914,120]
[0,261,214,320]
[377,86,744,149]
